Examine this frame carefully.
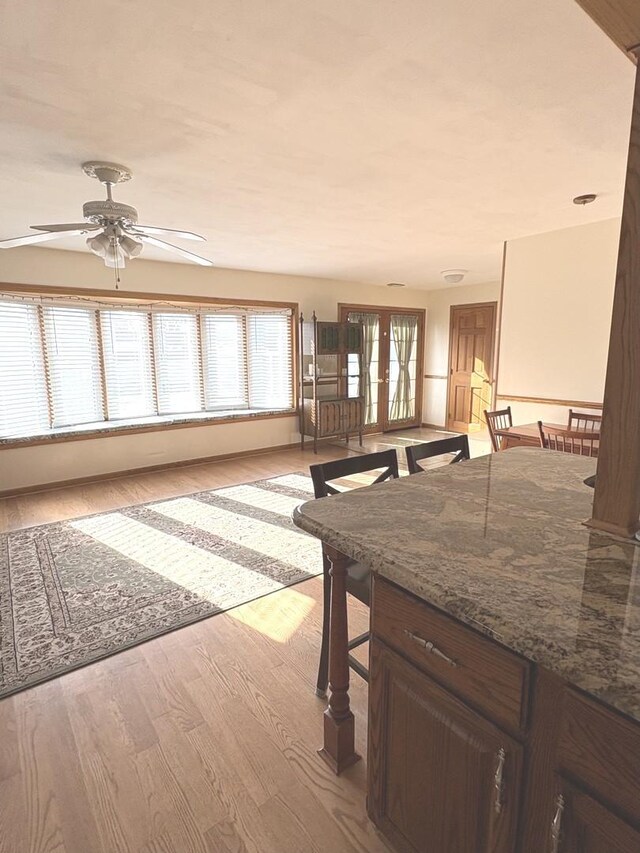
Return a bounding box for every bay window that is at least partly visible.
[0,294,295,440]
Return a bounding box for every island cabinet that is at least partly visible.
[367,577,640,853]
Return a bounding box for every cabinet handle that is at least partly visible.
[550,794,565,853]
[493,748,506,814]
[403,630,457,666]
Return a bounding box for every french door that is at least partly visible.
[339,304,425,432]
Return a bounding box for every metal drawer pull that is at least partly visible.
[550,794,565,853]
[494,748,506,814]
[403,630,457,666]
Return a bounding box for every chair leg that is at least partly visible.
[316,555,331,697]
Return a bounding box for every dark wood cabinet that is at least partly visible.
[368,640,522,853]
[553,781,640,853]
[369,577,640,853]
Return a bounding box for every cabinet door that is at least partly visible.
[317,400,343,436]
[316,322,342,354]
[368,641,522,853]
[343,322,363,353]
[342,397,363,431]
[552,781,640,853]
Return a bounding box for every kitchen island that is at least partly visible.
[293,448,640,853]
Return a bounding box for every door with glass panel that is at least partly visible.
[340,305,424,432]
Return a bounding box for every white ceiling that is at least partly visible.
[0,0,635,288]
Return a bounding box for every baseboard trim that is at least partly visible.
[420,422,448,430]
[0,440,310,499]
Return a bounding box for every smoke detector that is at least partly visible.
[441,269,468,284]
[573,193,597,205]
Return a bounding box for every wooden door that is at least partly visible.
[553,781,640,853]
[368,641,522,853]
[339,304,425,433]
[447,302,497,433]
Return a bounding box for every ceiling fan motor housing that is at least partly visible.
[83,200,138,225]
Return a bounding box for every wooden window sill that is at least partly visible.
[0,408,297,449]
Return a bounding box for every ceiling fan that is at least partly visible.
[0,161,213,271]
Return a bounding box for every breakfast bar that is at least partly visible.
[293,448,640,852]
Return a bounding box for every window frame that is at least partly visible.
[0,284,298,448]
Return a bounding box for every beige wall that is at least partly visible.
[423,281,502,427]
[497,218,619,426]
[0,247,431,491]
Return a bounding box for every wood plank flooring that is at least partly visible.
[0,443,395,853]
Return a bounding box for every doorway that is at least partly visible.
[446,302,497,433]
[339,304,425,432]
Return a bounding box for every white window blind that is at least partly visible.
[42,306,103,427]
[101,310,155,420]
[0,302,50,438]
[0,296,294,440]
[247,313,293,409]
[153,313,202,415]
[201,313,248,410]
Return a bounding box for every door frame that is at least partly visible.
[338,303,426,433]
[446,301,498,433]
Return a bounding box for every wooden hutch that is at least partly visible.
[298,312,365,453]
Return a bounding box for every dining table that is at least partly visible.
[493,421,563,450]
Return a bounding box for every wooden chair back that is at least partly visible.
[567,409,602,432]
[309,449,400,498]
[484,406,513,452]
[537,422,600,457]
[405,435,470,475]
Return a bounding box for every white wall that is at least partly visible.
[423,281,502,427]
[0,247,430,491]
[497,218,619,426]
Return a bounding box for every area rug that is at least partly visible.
[0,472,322,699]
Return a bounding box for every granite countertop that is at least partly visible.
[292,448,640,724]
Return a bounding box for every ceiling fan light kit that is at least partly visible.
[0,161,213,284]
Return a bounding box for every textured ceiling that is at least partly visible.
[0,0,634,288]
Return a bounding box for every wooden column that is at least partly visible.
[318,544,361,774]
[589,48,640,538]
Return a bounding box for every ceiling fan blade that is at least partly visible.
[131,225,205,241]
[137,234,213,266]
[31,222,100,232]
[0,229,88,249]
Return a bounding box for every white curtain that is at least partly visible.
[389,314,417,422]
[349,312,378,425]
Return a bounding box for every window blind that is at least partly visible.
[247,313,293,409]
[201,313,248,410]
[153,313,202,415]
[42,306,104,428]
[0,296,294,439]
[0,302,50,437]
[101,310,156,420]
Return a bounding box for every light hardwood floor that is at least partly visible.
[0,444,395,853]
[0,430,491,852]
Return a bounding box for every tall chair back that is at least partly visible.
[568,409,602,432]
[309,448,400,696]
[538,422,600,457]
[484,406,513,452]
[310,449,400,498]
[405,435,470,475]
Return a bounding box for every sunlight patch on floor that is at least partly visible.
[228,585,316,642]
[212,484,303,517]
[266,474,315,493]
[70,512,284,610]
[148,497,319,572]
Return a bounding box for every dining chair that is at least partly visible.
[537,422,600,457]
[567,409,603,432]
[309,449,400,697]
[405,435,470,474]
[484,406,513,452]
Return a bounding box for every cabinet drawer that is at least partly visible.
[372,577,530,733]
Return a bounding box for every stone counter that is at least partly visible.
[293,448,640,724]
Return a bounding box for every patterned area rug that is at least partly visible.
[0,473,321,699]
